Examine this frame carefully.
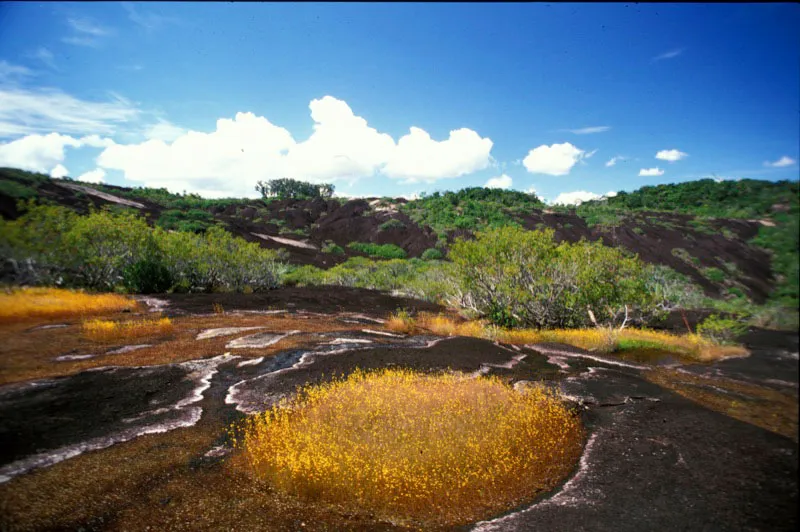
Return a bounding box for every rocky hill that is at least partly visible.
[1,168,797,304]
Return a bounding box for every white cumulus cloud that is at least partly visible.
[552,190,601,205]
[50,164,69,178]
[639,167,665,177]
[383,126,493,183]
[551,190,618,205]
[765,156,796,168]
[77,168,106,183]
[485,174,512,189]
[96,96,494,196]
[0,133,82,173]
[522,142,587,176]
[655,149,688,162]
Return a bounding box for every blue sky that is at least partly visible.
[0,2,798,203]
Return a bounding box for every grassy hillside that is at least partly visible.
[1,167,797,328]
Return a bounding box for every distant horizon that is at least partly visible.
[0,3,798,204]
[24,166,796,207]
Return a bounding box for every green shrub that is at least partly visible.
[122,257,173,294]
[703,267,726,283]
[421,248,443,261]
[379,219,406,231]
[322,242,345,255]
[448,226,658,328]
[696,314,748,344]
[347,242,407,259]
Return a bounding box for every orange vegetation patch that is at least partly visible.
[387,312,748,363]
[0,287,137,323]
[0,311,387,385]
[82,317,175,343]
[645,368,798,441]
[235,368,584,527]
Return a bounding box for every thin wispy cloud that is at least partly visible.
[63,17,114,47]
[651,48,685,62]
[122,2,180,32]
[564,126,611,135]
[30,47,58,71]
[0,61,35,83]
[0,86,140,138]
[605,155,627,167]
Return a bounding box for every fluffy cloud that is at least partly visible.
[522,142,587,176]
[639,167,665,177]
[765,156,796,168]
[485,174,512,189]
[0,133,82,173]
[655,149,688,162]
[383,127,493,183]
[551,190,617,205]
[50,164,69,178]
[96,96,494,196]
[77,168,106,183]
[142,120,187,142]
[551,190,601,205]
[0,86,139,137]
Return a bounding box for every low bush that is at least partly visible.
[235,368,583,527]
[420,248,443,261]
[347,242,407,259]
[1,203,287,293]
[696,314,749,344]
[449,226,659,328]
[378,219,406,231]
[321,242,345,255]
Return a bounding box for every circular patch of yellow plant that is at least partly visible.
[235,368,584,527]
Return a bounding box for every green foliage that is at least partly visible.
[0,179,37,199]
[347,242,407,259]
[703,267,727,283]
[156,208,215,233]
[401,187,545,237]
[751,211,799,307]
[322,242,345,255]
[574,203,624,228]
[255,178,334,200]
[448,226,658,328]
[696,314,748,344]
[1,202,287,293]
[122,257,173,294]
[592,178,799,219]
[421,248,443,261]
[378,219,407,231]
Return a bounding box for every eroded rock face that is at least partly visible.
[225,330,300,349]
[0,353,238,483]
[196,327,266,341]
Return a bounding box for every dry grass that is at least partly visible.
[234,368,584,527]
[388,311,748,362]
[82,317,175,343]
[0,287,137,323]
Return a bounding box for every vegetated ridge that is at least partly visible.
[0,167,797,307]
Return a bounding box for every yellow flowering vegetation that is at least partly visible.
[389,312,747,361]
[82,317,174,343]
[0,287,137,323]
[234,368,584,527]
